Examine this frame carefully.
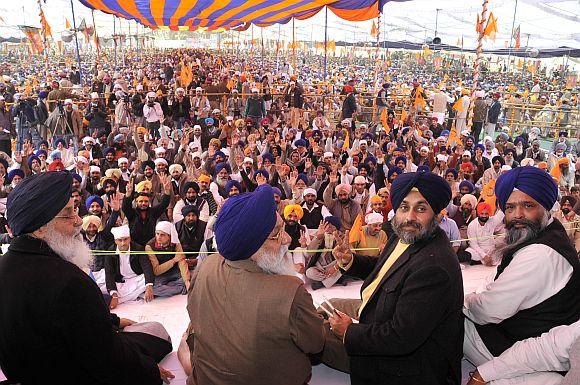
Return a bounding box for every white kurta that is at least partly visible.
[465,212,505,262]
[111,249,147,304]
[477,320,580,385]
[463,227,574,366]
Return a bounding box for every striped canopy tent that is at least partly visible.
[79,0,395,31]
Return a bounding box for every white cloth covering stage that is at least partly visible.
[0,264,492,384]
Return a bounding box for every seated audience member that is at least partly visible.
[300,187,331,238]
[185,184,324,385]
[105,225,155,309]
[0,171,174,385]
[460,202,505,266]
[172,181,210,223]
[464,167,580,380]
[468,320,580,385]
[437,209,461,253]
[145,221,190,296]
[323,173,363,231]
[123,174,172,246]
[554,195,580,250]
[305,216,348,290]
[175,205,206,258]
[349,212,387,257]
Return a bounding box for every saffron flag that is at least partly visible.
[479,179,497,215]
[39,9,52,37]
[483,12,498,41]
[380,108,390,134]
[370,20,378,37]
[65,18,71,29]
[180,63,193,86]
[399,108,408,125]
[341,130,350,151]
[476,14,482,34]
[348,214,364,245]
[453,98,464,112]
[447,121,460,147]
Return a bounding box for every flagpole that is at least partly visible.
[292,17,296,74]
[505,0,519,81]
[91,10,100,63]
[466,0,488,133]
[323,7,328,81]
[69,0,83,86]
[372,12,381,122]
[113,16,117,65]
[260,27,264,68]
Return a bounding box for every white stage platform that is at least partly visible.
[0,263,491,384]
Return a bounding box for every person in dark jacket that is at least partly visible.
[341,85,357,121]
[0,171,174,385]
[176,205,207,256]
[324,171,464,385]
[485,92,502,137]
[244,88,266,127]
[171,87,191,130]
[122,174,172,246]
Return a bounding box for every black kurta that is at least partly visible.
[0,235,164,385]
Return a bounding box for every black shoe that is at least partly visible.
[470,260,482,266]
[336,276,349,286]
[311,281,324,290]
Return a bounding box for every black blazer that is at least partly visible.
[342,227,464,385]
[0,235,161,385]
[104,242,154,293]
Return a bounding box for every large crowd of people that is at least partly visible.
[0,47,578,385]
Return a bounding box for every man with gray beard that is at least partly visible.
[0,172,174,385]
[464,166,580,385]
[186,184,325,385]
[325,171,463,385]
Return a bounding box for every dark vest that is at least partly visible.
[146,239,178,276]
[475,219,580,356]
[300,204,324,230]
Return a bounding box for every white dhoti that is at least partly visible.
[115,274,147,304]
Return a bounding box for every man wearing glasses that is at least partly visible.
[0,171,174,385]
[185,184,325,385]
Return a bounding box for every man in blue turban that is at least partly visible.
[0,171,174,385]
[186,184,325,385]
[464,166,580,384]
[324,171,463,385]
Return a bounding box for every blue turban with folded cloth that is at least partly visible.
[7,171,73,236]
[495,166,558,212]
[214,184,277,261]
[390,171,451,214]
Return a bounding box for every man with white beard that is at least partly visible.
[0,171,174,385]
[463,167,580,385]
[186,184,325,385]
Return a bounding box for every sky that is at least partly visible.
[0,0,578,49]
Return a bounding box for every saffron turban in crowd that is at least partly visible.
[7,172,73,236]
[284,204,304,220]
[476,202,492,215]
[136,181,152,193]
[390,171,452,214]
[214,184,277,261]
[495,166,558,211]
